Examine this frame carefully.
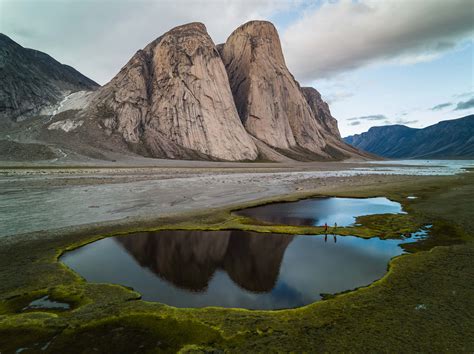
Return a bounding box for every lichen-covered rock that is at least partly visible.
[90,22,258,161]
[220,21,326,155]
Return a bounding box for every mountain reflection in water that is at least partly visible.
[62,229,419,309]
[116,230,293,292]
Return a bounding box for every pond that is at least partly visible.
[61,228,427,310]
[23,296,71,311]
[235,197,404,227]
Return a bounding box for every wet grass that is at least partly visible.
[0,173,473,352]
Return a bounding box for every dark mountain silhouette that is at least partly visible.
[116,230,294,292]
[0,33,99,121]
[344,115,474,159]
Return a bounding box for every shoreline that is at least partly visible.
[1,161,469,238]
[0,167,473,352]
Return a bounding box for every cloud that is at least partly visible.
[282,0,474,82]
[2,0,472,87]
[431,103,453,111]
[0,0,294,84]
[346,115,417,128]
[347,114,387,121]
[455,97,474,110]
[394,119,419,125]
[324,91,354,104]
[453,91,474,98]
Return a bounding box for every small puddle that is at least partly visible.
[23,296,70,311]
[235,197,404,226]
[61,228,427,310]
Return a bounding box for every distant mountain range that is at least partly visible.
[0,33,99,122]
[344,115,474,159]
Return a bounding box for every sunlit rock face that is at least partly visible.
[89,22,258,161]
[116,230,294,292]
[220,21,329,157]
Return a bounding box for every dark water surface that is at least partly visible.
[62,228,426,309]
[235,197,404,227]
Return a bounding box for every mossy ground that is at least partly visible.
[0,173,473,352]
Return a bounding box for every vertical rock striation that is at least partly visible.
[90,22,258,161]
[220,21,328,158]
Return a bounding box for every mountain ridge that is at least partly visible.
[344,115,474,159]
[0,33,99,121]
[0,24,371,162]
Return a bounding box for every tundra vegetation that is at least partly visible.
[0,172,473,352]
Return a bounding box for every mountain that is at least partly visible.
[1,22,370,162]
[76,21,366,161]
[218,21,363,161]
[220,21,323,154]
[344,115,474,159]
[301,87,341,139]
[88,23,258,161]
[0,33,99,122]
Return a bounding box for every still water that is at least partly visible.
[235,197,404,227]
[62,228,426,310]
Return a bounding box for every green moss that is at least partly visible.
[0,173,473,352]
[45,314,224,353]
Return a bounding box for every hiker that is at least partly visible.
[324,222,328,233]
[333,222,338,234]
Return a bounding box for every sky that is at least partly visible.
[1,0,473,136]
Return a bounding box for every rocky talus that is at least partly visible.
[89,23,258,161]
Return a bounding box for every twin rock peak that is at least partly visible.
[89,20,364,161]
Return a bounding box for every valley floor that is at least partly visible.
[0,161,473,352]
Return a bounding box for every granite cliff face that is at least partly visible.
[220,21,328,158]
[0,34,98,122]
[90,23,258,161]
[1,21,370,162]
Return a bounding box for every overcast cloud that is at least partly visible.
[282,0,473,82]
[2,0,472,85]
[455,97,474,111]
[431,103,453,111]
[347,114,386,121]
[0,0,295,84]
